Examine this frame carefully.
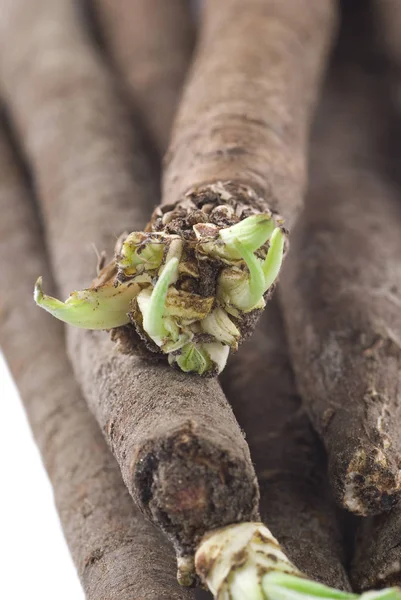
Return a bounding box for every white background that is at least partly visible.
[0,352,84,600]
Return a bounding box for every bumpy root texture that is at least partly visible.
[0,123,193,600]
[91,0,195,155]
[163,0,338,228]
[350,1,401,592]
[221,299,351,591]
[280,2,401,516]
[0,0,259,582]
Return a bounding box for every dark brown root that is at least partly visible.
[280,0,401,516]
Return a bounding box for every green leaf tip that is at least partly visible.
[262,573,401,600]
[34,276,139,330]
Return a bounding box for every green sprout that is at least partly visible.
[262,228,285,291]
[262,574,401,600]
[34,276,140,329]
[195,522,401,600]
[219,214,276,255]
[228,239,265,311]
[195,214,276,263]
[218,227,285,313]
[138,257,180,347]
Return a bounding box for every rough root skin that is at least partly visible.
[279,2,401,518]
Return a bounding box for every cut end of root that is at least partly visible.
[33,182,287,375]
[194,522,401,600]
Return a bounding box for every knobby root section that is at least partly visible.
[34,181,287,376]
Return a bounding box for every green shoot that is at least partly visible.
[220,214,275,253]
[196,214,276,263]
[218,240,265,312]
[139,257,179,346]
[262,573,401,600]
[234,240,266,308]
[34,276,139,329]
[263,228,285,290]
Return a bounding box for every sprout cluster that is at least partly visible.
[34,184,286,375]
